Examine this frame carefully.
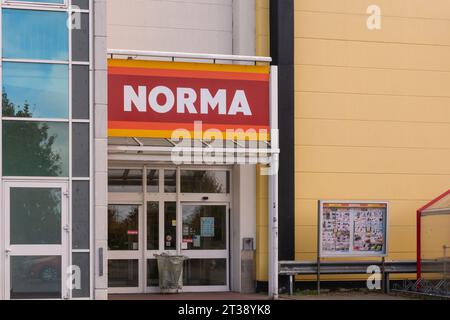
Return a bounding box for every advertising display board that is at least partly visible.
[319,201,388,257]
[108,59,270,140]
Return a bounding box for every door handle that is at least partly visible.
[5,248,12,256]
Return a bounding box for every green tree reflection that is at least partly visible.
[2,91,63,176]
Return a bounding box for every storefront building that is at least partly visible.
[104,0,278,297]
[0,0,279,299]
[1,0,449,300]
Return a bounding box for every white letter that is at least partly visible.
[124,85,147,112]
[367,5,381,30]
[149,86,175,113]
[367,265,381,290]
[228,90,252,116]
[67,265,81,290]
[67,5,81,30]
[177,88,198,114]
[171,129,192,165]
[201,89,226,115]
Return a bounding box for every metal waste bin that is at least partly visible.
[154,253,187,293]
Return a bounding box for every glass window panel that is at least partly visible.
[181,170,230,193]
[2,62,69,119]
[108,205,139,251]
[72,123,89,178]
[108,169,143,192]
[72,0,89,10]
[183,259,226,286]
[108,260,138,288]
[182,205,226,250]
[3,121,69,177]
[164,170,176,193]
[165,202,177,250]
[72,65,89,120]
[11,256,62,300]
[11,188,61,245]
[72,181,90,249]
[147,169,159,193]
[147,259,159,287]
[3,9,68,60]
[72,253,90,298]
[147,202,159,250]
[72,13,89,62]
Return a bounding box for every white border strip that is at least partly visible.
[108,49,272,63]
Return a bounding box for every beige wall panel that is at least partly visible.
[295,11,450,46]
[296,65,450,97]
[295,92,450,123]
[296,38,450,72]
[295,172,450,201]
[295,146,450,175]
[296,118,450,149]
[295,0,450,20]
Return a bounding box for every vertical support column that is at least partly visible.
[268,157,279,299]
[268,66,279,300]
[232,0,256,57]
[93,0,108,300]
[270,0,295,295]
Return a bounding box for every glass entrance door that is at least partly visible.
[108,167,232,293]
[181,204,229,292]
[108,204,143,293]
[3,181,69,300]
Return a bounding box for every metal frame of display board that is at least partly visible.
[316,200,389,294]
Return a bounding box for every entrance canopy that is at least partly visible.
[106,50,281,298]
[108,137,275,164]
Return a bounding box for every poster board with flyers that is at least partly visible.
[319,201,388,257]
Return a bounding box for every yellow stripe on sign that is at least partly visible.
[108,59,270,74]
[108,129,270,141]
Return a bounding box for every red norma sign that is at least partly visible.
[108,59,270,140]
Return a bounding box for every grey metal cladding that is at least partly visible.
[73,123,90,178]
[72,65,90,120]
[72,252,91,297]
[72,13,90,62]
[72,181,90,249]
[72,0,90,10]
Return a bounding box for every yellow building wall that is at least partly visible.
[295,0,450,280]
[255,0,270,282]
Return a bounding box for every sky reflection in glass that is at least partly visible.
[3,62,69,119]
[3,9,68,60]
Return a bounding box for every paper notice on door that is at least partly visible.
[181,242,188,250]
[193,235,201,248]
[201,217,215,237]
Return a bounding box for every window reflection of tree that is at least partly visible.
[183,171,226,193]
[2,91,63,176]
[108,206,139,250]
